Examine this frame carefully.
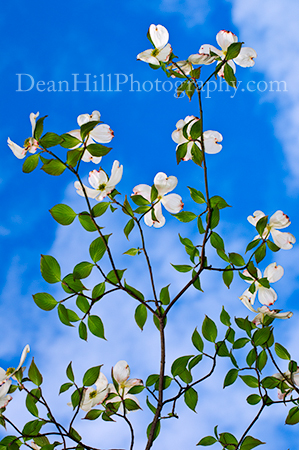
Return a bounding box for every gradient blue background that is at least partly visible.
[1,0,299,448]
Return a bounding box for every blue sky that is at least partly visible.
[1,0,299,448]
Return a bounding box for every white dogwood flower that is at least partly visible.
[0,380,12,408]
[239,262,284,307]
[247,210,296,250]
[273,369,299,400]
[7,113,39,159]
[137,24,172,66]
[133,172,183,228]
[74,160,123,201]
[68,110,114,164]
[79,372,109,412]
[0,345,30,384]
[199,30,256,77]
[172,115,222,160]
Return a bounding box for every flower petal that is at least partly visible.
[137,50,160,65]
[154,172,177,196]
[149,24,169,49]
[264,262,284,283]
[162,193,183,214]
[132,184,151,202]
[247,210,265,227]
[16,345,30,371]
[203,130,223,154]
[7,138,26,159]
[216,30,238,52]
[108,160,123,188]
[239,291,257,312]
[29,112,39,136]
[74,181,99,199]
[113,360,130,385]
[90,124,114,144]
[271,229,296,250]
[157,44,172,63]
[199,44,222,58]
[152,202,166,228]
[258,287,277,306]
[82,150,102,164]
[269,210,291,229]
[234,47,257,67]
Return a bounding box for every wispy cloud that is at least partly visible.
[160,0,211,27]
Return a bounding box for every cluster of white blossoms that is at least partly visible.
[273,369,299,400]
[132,172,183,228]
[240,210,295,325]
[7,113,39,159]
[72,360,143,414]
[171,115,223,160]
[0,345,30,409]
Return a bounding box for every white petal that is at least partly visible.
[89,169,108,189]
[108,160,123,188]
[95,372,108,391]
[7,138,26,159]
[90,110,101,121]
[74,181,99,199]
[203,130,223,154]
[113,360,130,384]
[29,112,39,136]
[137,50,160,65]
[144,210,154,227]
[77,113,91,127]
[271,229,296,250]
[90,124,114,143]
[199,44,222,58]
[132,184,151,202]
[239,291,257,312]
[247,210,265,227]
[17,345,30,371]
[188,53,215,65]
[171,129,186,145]
[0,380,11,399]
[183,141,195,161]
[149,24,169,49]
[258,287,277,306]
[157,44,172,62]
[264,262,284,283]
[234,47,257,67]
[269,210,291,229]
[82,150,102,164]
[162,193,183,213]
[154,173,178,196]
[152,202,165,228]
[216,30,238,51]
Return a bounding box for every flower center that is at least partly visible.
[152,48,159,57]
[6,367,15,376]
[98,183,106,190]
[89,389,97,399]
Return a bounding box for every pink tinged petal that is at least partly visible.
[269,210,291,229]
[182,141,195,161]
[264,262,284,283]
[162,193,183,214]
[203,130,223,154]
[17,345,30,371]
[152,202,166,228]
[108,160,123,188]
[272,310,293,320]
[188,53,215,65]
[0,368,7,383]
[144,210,154,227]
[95,372,108,391]
[216,30,238,52]
[124,378,143,390]
[82,150,102,164]
[247,210,265,227]
[0,380,12,399]
[234,47,257,67]
[242,269,255,283]
[74,181,99,199]
[89,170,108,189]
[252,313,263,326]
[132,184,151,202]
[113,360,130,384]
[77,113,91,127]
[199,44,222,58]
[7,138,27,159]
[175,119,186,130]
[154,173,178,196]
[157,44,172,62]
[90,124,114,143]
[258,286,277,306]
[90,110,101,121]
[171,129,186,145]
[239,292,257,312]
[0,394,12,409]
[137,50,160,65]
[149,24,169,49]
[271,229,296,250]
[29,112,39,136]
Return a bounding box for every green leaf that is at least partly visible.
[217,249,230,262]
[91,202,110,217]
[192,328,204,352]
[58,304,73,327]
[246,239,261,253]
[131,194,149,206]
[220,306,231,326]
[84,409,103,420]
[286,407,299,425]
[76,296,90,314]
[80,120,99,140]
[190,119,202,140]
[210,196,230,210]
[22,154,39,173]
[255,243,266,264]
[223,368,239,388]
[226,42,243,60]
[61,274,85,294]
[79,321,88,341]
[151,185,158,202]
[60,133,81,149]
[222,267,234,289]
[123,248,140,256]
[49,204,77,226]
[73,262,94,279]
[41,159,66,176]
[233,338,250,349]
[124,398,141,411]
[223,63,237,87]
[184,387,198,411]
[22,420,44,437]
[59,382,73,394]
[275,342,291,360]
[122,196,134,217]
[172,211,197,222]
[106,269,126,285]
[89,235,109,262]
[128,384,145,395]
[28,359,43,386]
[66,362,74,382]
[289,360,298,373]
[83,366,101,386]
[92,282,105,300]
[247,394,261,405]
[266,240,280,252]
[197,216,205,234]
[124,218,135,239]
[86,143,112,157]
[239,436,265,450]
[219,432,238,448]
[40,255,61,283]
[33,292,58,311]
[261,376,280,389]
[202,316,217,343]
[134,304,147,330]
[171,355,193,377]
[146,420,160,442]
[252,327,272,347]
[256,350,268,371]
[209,208,220,229]
[146,374,160,387]
[39,132,63,148]
[176,142,188,164]
[159,285,170,305]
[66,149,83,167]
[229,252,245,266]
[25,393,39,417]
[197,435,217,446]
[210,232,225,251]
[88,315,105,339]
[256,216,268,237]
[189,354,203,370]
[188,187,206,204]
[216,340,230,357]
[192,269,202,291]
[78,212,97,232]
[239,375,259,388]
[34,116,47,140]
[171,264,193,273]
[69,426,82,442]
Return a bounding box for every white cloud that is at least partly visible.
[160,0,210,27]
